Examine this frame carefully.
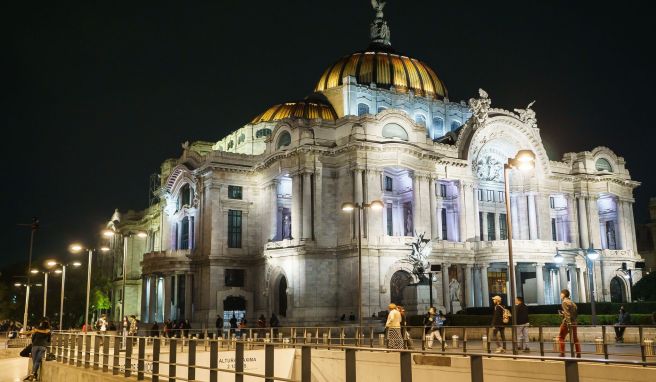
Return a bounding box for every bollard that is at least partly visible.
[452,335,459,348]
[323,333,329,344]
[481,336,487,351]
[645,339,655,356]
[306,333,312,344]
[595,337,604,354]
[379,334,385,347]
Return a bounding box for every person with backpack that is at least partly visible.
[423,307,447,349]
[491,295,507,353]
[558,289,581,357]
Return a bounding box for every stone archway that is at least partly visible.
[277,275,288,317]
[610,276,627,303]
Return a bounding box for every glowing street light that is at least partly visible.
[69,240,111,330]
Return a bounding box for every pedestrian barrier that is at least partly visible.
[645,339,654,356]
[452,335,459,348]
[595,337,604,354]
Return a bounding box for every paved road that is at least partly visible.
[0,357,29,382]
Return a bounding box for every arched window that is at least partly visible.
[180,216,190,250]
[377,106,387,113]
[432,117,444,138]
[357,103,370,116]
[238,133,245,144]
[179,184,192,210]
[276,131,292,150]
[227,141,234,150]
[595,158,613,172]
[255,128,272,138]
[414,114,426,127]
[382,123,409,141]
[450,120,461,131]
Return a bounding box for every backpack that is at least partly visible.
[501,305,512,324]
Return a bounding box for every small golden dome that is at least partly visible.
[315,50,447,99]
[251,99,338,124]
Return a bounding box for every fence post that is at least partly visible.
[112,336,121,375]
[301,346,311,382]
[169,338,177,382]
[84,334,91,368]
[564,360,579,382]
[209,340,218,382]
[345,348,356,382]
[76,334,83,367]
[463,327,467,354]
[236,341,245,382]
[152,338,160,382]
[93,334,100,370]
[400,351,412,382]
[485,327,491,354]
[639,326,646,363]
[539,326,544,357]
[102,335,109,373]
[59,334,65,362]
[188,339,196,382]
[265,343,274,382]
[137,337,145,381]
[68,334,75,365]
[125,337,133,378]
[470,355,484,382]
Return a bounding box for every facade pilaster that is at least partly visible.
[535,263,545,305]
[577,195,589,248]
[588,195,601,248]
[141,275,148,322]
[465,264,474,308]
[528,193,538,240]
[473,187,480,241]
[559,266,569,294]
[313,167,324,244]
[436,199,443,240]
[481,211,488,241]
[480,265,490,307]
[494,213,501,241]
[510,194,520,240]
[412,174,421,235]
[291,174,302,239]
[429,177,437,240]
[185,273,193,321]
[566,194,578,244]
[578,268,588,303]
[365,169,383,239]
[269,180,278,241]
[148,275,157,323]
[458,182,466,242]
[164,274,172,320]
[569,265,579,302]
[442,263,450,312]
[617,199,627,250]
[302,172,313,239]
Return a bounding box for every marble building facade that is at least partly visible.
[103,5,644,326]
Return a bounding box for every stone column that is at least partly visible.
[473,188,481,241]
[141,276,149,322]
[473,266,482,307]
[291,174,302,240]
[313,168,324,243]
[628,202,638,252]
[578,196,589,248]
[567,194,578,245]
[617,199,627,250]
[270,180,278,240]
[559,266,569,293]
[465,264,475,308]
[569,266,579,302]
[494,213,501,241]
[164,275,172,321]
[302,172,313,239]
[412,174,421,235]
[481,212,488,241]
[442,263,450,313]
[185,273,193,321]
[535,263,545,305]
[588,196,602,248]
[511,195,520,240]
[578,268,588,303]
[429,178,438,239]
[149,275,157,323]
[436,200,443,240]
[365,169,383,240]
[528,194,538,240]
[458,182,467,242]
[517,194,529,240]
[480,265,490,307]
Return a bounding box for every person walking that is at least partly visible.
[128,315,138,337]
[385,304,404,349]
[23,318,51,381]
[423,307,446,349]
[558,289,581,357]
[229,315,238,336]
[515,296,530,352]
[398,306,413,349]
[216,315,224,338]
[491,295,507,353]
[614,306,631,343]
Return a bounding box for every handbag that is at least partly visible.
[19,343,32,357]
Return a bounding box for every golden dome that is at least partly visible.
[251,99,338,124]
[315,50,448,99]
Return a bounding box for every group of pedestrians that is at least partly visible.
[384,304,448,350]
[19,317,51,381]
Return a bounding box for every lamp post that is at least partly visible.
[47,260,82,330]
[554,246,601,325]
[502,149,536,354]
[341,200,384,336]
[18,217,39,329]
[69,244,110,330]
[102,229,147,322]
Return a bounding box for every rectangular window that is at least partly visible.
[498,191,505,203]
[479,212,484,240]
[228,210,242,248]
[499,214,507,240]
[606,221,617,249]
[441,208,448,240]
[180,217,190,250]
[384,176,393,192]
[225,269,245,287]
[228,185,243,200]
[386,203,393,236]
[550,197,555,209]
[487,212,496,240]
[551,218,557,241]
[440,184,447,198]
[478,189,484,201]
[487,190,494,202]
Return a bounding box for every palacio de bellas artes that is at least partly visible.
[102,2,644,328]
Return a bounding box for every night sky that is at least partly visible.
[4,1,656,268]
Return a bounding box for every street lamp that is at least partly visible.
[102,229,146,322]
[554,245,601,325]
[340,199,384,337]
[46,260,82,330]
[503,149,536,354]
[69,243,110,330]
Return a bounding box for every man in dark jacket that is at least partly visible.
[25,318,51,381]
[614,306,631,343]
[491,295,506,353]
[515,296,530,352]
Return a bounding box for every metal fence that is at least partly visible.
[47,325,656,382]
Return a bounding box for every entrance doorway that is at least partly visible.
[390,271,413,305]
[277,276,288,317]
[223,296,246,330]
[610,277,626,303]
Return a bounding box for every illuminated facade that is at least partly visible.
[109,4,644,326]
